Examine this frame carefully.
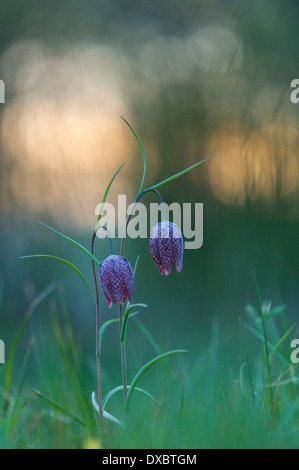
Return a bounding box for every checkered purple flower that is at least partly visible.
[98,255,134,307]
[149,221,184,275]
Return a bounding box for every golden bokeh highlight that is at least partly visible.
[206,123,299,205]
[0,41,138,228]
[1,98,135,227]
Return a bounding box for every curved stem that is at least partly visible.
[120,188,165,257]
[95,225,113,255]
[91,231,103,433]
[119,304,127,405]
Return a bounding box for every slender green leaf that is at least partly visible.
[120,303,147,343]
[3,282,57,410]
[39,222,100,266]
[269,324,296,362]
[13,337,35,408]
[9,393,36,432]
[279,298,292,358]
[120,116,147,196]
[238,316,255,401]
[58,287,96,427]
[134,318,179,398]
[91,392,124,427]
[244,323,291,369]
[99,318,119,352]
[99,312,139,352]
[51,314,87,417]
[4,337,35,432]
[132,317,179,397]
[21,255,95,302]
[146,154,216,191]
[96,162,125,227]
[263,304,287,319]
[133,255,140,275]
[253,272,273,409]
[17,393,35,414]
[103,385,160,411]
[133,317,161,355]
[125,350,188,411]
[32,389,85,427]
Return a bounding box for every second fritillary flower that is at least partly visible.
[149,221,184,275]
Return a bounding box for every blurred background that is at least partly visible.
[0,0,298,384]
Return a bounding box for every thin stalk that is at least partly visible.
[91,231,103,433]
[95,225,113,255]
[120,188,165,257]
[253,272,274,413]
[119,304,127,404]
[238,315,255,402]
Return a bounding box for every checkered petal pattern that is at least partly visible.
[149,221,184,275]
[98,255,135,307]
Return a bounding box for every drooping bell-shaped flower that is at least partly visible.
[149,221,184,275]
[98,255,134,307]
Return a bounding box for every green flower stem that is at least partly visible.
[95,225,113,255]
[119,304,127,405]
[120,188,165,257]
[91,230,103,433]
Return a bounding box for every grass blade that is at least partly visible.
[244,323,292,369]
[38,222,100,266]
[253,272,273,410]
[20,255,95,303]
[269,324,296,362]
[120,303,147,343]
[264,304,287,319]
[96,162,125,227]
[99,312,139,353]
[99,318,119,352]
[51,310,92,424]
[32,389,85,427]
[125,349,188,411]
[102,385,161,410]
[132,317,179,398]
[3,283,57,411]
[133,317,161,355]
[91,392,124,427]
[146,154,216,191]
[58,286,96,428]
[120,116,147,196]
[238,316,255,401]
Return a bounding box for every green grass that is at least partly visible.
[1,284,299,449]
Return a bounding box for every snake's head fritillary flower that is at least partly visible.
[149,221,184,275]
[98,255,134,307]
